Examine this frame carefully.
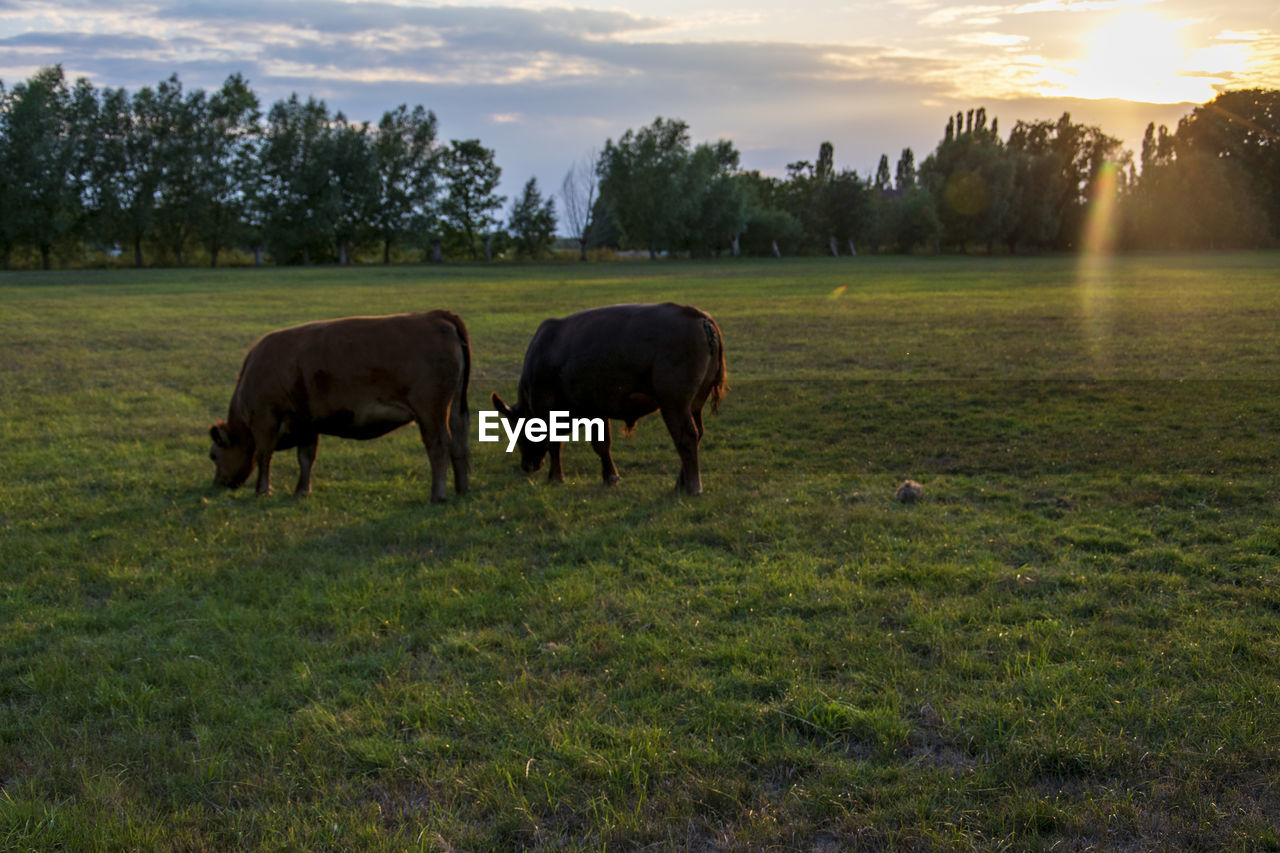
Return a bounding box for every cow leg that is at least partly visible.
[547,442,564,483]
[448,402,470,496]
[660,407,702,496]
[295,437,318,497]
[591,419,620,485]
[417,421,450,503]
[692,406,705,441]
[254,449,274,496]
[252,422,279,496]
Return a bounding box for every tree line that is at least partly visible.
[1,64,1276,269]
[582,92,1279,259]
[0,66,543,270]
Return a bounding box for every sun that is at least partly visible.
[1062,11,1219,104]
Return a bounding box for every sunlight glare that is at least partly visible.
[1079,160,1121,371]
[1063,11,1215,103]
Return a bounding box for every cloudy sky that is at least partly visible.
[3,0,1278,200]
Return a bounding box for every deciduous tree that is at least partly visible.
[598,117,691,258]
[508,177,557,259]
[440,139,504,260]
[372,104,440,264]
[3,66,80,269]
[561,151,598,261]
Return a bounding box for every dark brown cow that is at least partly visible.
[491,302,726,495]
[209,310,470,502]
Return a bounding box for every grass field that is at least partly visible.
[2,253,1279,850]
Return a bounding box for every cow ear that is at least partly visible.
[210,423,231,447]
[491,393,513,418]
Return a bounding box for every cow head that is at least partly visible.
[208,420,254,488]
[491,392,547,474]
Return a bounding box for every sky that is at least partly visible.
[2,0,1278,202]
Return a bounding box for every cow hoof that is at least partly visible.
[603,474,619,486]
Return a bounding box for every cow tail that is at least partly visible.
[439,310,470,417]
[705,316,727,415]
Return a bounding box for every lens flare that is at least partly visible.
[1079,160,1121,371]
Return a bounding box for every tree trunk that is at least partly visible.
[649,246,657,261]
[134,237,145,268]
[40,244,51,270]
[383,239,392,265]
[771,240,781,259]
[2,246,10,271]
[829,235,839,257]
[338,241,348,265]
[210,247,220,269]
[848,239,857,256]
[431,239,443,264]
[303,248,311,265]
[731,234,740,258]
[483,234,492,262]
[254,245,264,267]
[579,237,587,262]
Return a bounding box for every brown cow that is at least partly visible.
[491,302,726,495]
[209,310,470,502]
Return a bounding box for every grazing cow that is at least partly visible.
[209,310,471,502]
[492,302,726,495]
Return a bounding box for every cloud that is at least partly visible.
[0,30,166,53]
[920,4,1009,26]
[954,31,1030,46]
[0,0,1272,204]
[1012,0,1162,12]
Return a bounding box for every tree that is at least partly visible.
[508,177,557,259]
[93,83,164,268]
[322,113,377,264]
[371,104,440,264]
[598,117,692,258]
[144,75,210,266]
[66,77,105,253]
[1123,101,1274,250]
[3,66,81,269]
[681,139,748,256]
[1171,89,1280,240]
[585,195,622,251]
[561,151,598,261]
[874,154,892,193]
[822,169,872,255]
[921,107,1015,253]
[261,94,332,264]
[0,80,13,268]
[895,148,916,192]
[862,146,936,255]
[738,170,802,257]
[440,139,504,260]
[191,74,260,268]
[1005,112,1128,250]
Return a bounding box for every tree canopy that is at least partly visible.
[1,65,1275,269]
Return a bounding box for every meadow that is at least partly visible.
[1,253,1278,850]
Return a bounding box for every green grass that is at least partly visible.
[2,253,1279,850]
